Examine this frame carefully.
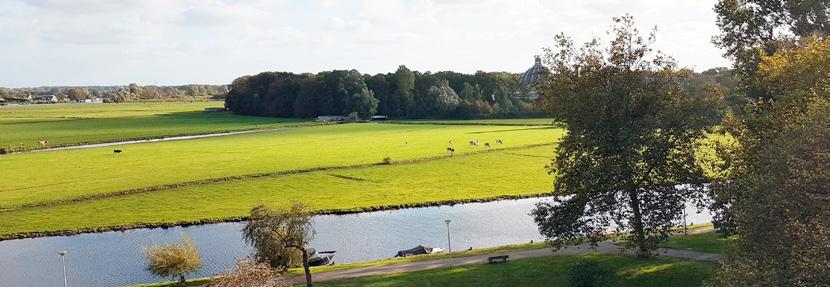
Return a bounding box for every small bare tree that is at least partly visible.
[206,258,288,287]
[142,234,202,283]
[242,203,316,287]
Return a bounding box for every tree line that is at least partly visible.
[0,84,228,102]
[223,67,543,119]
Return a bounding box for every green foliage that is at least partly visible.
[142,234,202,283]
[224,65,539,119]
[708,37,830,287]
[659,231,737,254]
[712,0,829,96]
[569,261,614,287]
[242,204,315,269]
[532,15,722,257]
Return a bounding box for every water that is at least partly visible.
[0,197,712,287]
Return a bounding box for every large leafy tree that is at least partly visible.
[242,204,316,287]
[531,15,721,257]
[707,37,830,287]
[713,0,829,96]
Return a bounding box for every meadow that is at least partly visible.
[0,102,308,149]
[0,145,555,238]
[0,123,563,210]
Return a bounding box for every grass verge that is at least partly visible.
[313,253,717,287]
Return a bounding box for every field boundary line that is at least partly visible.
[0,143,558,212]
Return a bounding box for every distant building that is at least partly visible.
[83,98,104,104]
[519,56,544,100]
[316,115,347,122]
[370,115,388,121]
[33,94,58,103]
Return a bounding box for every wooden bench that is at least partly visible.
[487,255,509,263]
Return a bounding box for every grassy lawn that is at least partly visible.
[0,102,307,149]
[660,231,737,254]
[388,118,555,126]
[0,145,556,238]
[0,123,564,209]
[314,253,717,287]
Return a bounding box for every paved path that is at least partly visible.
[290,240,722,284]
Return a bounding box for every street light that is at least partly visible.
[58,250,68,287]
[444,219,452,269]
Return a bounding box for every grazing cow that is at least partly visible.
[113,149,122,154]
[38,140,48,147]
[484,143,491,148]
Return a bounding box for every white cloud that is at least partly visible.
[0,0,730,87]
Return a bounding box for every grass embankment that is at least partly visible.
[315,253,717,287]
[0,102,308,150]
[0,145,557,239]
[0,123,564,209]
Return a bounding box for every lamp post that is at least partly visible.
[444,219,452,269]
[58,250,68,287]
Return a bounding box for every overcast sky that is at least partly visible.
[0,0,731,88]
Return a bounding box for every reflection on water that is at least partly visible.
[0,197,712,287]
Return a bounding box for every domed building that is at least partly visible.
[519,56,543,100]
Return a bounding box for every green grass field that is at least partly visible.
[0,145,556,238]
[0,101,309,150]
[315,253,716,287]
[0,123,563,209]
[0,102,308,149]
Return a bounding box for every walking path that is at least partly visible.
[290,240,722,284]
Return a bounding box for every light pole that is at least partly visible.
[58,250,68,287]
[444,219,452,269]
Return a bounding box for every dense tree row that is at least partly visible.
[223,66,542,119]
[0,84,228,102]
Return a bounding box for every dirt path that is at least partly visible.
[290,240,722,284]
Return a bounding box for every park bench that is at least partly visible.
[487,255,509,263]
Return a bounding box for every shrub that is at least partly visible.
[569,261,613,287]
[206,258,287,287]
[142,234,202,283]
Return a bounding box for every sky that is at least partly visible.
[0,0,731,88]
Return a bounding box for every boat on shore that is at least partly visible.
[308,248,336,266]
[394,245,444,258]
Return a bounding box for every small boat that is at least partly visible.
[307,248,335,266]
[394,245,444,258]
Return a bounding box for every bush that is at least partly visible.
[569,261,613,287]
[142,234,202,283]
[0,148,6,155]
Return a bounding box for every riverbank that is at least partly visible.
[134,229,724,287]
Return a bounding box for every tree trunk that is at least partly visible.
[627,188,649,258]
[302,248,313,287]
[179,274,186,283]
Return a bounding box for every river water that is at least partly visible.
[0,197,712,287]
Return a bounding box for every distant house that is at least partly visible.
[33,94,58,103]
[83,98,104,104]
[371,115,388,121]
[316,115,347,122]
